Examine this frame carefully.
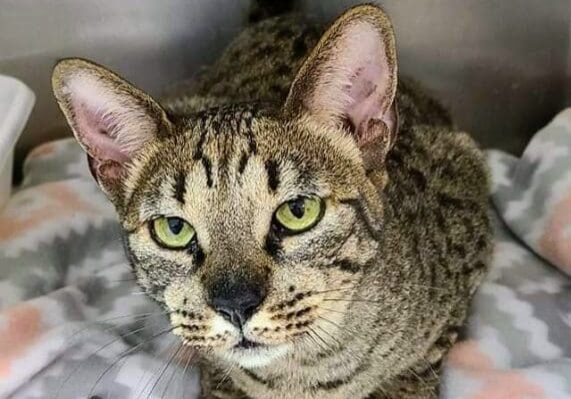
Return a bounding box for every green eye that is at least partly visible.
[274,196,324,233]
[151,217,195,249]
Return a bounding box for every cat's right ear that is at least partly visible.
[284,4,398,170]
[52,58,171,200]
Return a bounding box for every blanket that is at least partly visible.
[1,110,570,398]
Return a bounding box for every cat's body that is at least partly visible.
[52,4,491,399]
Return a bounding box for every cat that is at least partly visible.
[51,2,492,398]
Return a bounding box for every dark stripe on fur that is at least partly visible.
[238,152,249,174]
[265,159,280,192]
[174,171,186,204]
[243,369,276,388]
[202,156,213,188]
[264,232,282,257]
[316,360,369,391]
[193,123,208,160]
[337,260,361,273]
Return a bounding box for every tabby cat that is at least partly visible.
[51,3,491,398]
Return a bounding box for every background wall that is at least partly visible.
[1,0,570,168]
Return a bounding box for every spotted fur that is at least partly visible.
[52,4,491,399]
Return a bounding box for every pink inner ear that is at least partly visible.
[308,22,397,145]
[346,63,390,142]
[73,99,130,164]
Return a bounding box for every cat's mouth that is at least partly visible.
[221,339,291,368]
[234,338,264,350]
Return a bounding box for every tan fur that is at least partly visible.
[52,4,491,399]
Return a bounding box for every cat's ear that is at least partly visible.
[52,58,171,198]
[284,5,398,166]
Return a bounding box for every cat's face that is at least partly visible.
[52,5,398,368]
[120,109,381,367]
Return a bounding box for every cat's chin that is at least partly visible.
[217,343,291,369]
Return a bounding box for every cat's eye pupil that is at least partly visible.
[167,217,184,234]
[289,199,305,219]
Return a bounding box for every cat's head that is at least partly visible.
[52,5,398,368]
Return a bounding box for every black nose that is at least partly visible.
[209,280,266,328]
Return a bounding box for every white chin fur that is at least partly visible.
[218,344,291,369]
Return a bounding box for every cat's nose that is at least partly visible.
[208,279,267,328]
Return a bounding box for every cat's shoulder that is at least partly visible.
[391,78,488,201]
[390,124,489,205]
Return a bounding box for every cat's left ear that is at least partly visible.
[284,4,398,166]
[52,58,172,200]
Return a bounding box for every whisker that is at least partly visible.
[316,315,360,344]
[132,336,178,398]
[314,324,343,348]
[54,318,171,399]
[323,297,383,305]
[317,315,346,333]
[318,306,347,315]
[108,278,138,283]
[311,285,356,296]
[216,362,236,391]
[161,345,187,399]
[177,346,196,399]
[301,330,324,353]
[157,351,180,399]
[85,326,177,398]
[316,283,447,298]
[416,353,440,381]
[144,342,184,399]
[308,327,333,354]
[405,365,433,391]
[63,310,171,344]
[323,283,448,306]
